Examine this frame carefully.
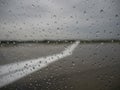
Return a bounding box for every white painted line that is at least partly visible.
[0,41,79,88]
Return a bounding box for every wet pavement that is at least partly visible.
[0,43,120,90]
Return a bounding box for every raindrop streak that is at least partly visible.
[0,41,79,88]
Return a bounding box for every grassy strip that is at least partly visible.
[0,39,120,46]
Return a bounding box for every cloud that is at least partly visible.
[0,0,120,40]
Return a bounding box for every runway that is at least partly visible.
[0,42,120,90]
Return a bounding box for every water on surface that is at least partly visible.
[0,43,69,65]
[0,43,120,90]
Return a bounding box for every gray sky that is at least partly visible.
[0,0,120,40]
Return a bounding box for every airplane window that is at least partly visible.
[0,0,120,90]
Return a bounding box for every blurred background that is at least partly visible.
[0,0,120,41]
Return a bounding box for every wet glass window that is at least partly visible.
[0,0,120,90]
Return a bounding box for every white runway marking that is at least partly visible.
[0,41,79,88]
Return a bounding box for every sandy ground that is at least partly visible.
[0,43,120,90]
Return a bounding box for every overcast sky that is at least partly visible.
[0,0,120,40]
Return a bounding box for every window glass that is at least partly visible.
[0,0,120,90]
